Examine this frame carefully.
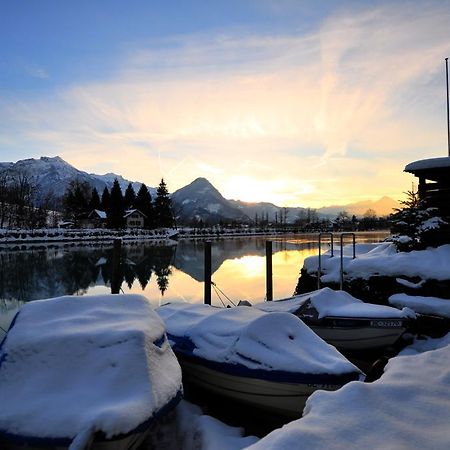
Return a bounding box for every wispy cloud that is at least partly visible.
[1,1,450,206]
[23,64,49,80]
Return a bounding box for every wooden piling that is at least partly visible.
[266,240,273,301]
[111,238,122,294]
[204,241,212,305]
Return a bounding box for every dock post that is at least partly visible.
[204,241,212,305]
[111,238,122,294]
[266,240,273,301]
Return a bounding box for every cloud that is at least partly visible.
[1,1,450,206]
[23,64,49,80]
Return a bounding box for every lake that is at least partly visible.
[0,232,389,338]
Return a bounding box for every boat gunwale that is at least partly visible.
[168,334,362,385]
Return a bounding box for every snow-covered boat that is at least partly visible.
[157,303,363,417]
[253,288,416,352]
[0,294,183,450]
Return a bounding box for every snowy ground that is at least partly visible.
[304,242,450,282]
[0,227,178,244]
[247,332,450,449]
[389,293,450,318]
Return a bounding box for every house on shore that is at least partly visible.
[77,209,147,229]
[404,156,450,217]
[404,156,450,244]
[124,209,146,229]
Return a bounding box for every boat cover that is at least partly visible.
[0,294,183,447]
[254,288,415,319]
[157,302,363,384]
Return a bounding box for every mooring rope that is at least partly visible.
[211,281,236,307]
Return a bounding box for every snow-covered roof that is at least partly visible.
[389,293,450,318]
[249,333,450,450]
[254,288,414,319]
[157,302,362,377]
[89,209,107,219]
[124,208,146,219]
[0,294,182,441]
[303,242,450,282]
[404,156,450,173]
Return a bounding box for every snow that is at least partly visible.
[404,156,450,172]
[93,209,106,219]
[176,401,258,450]
[304,242,450,282]
[0,227,178,244]
[419,216,447,231]
[389,293,450,318]
[253,288,415,319]
[207,203,222,213]
[157,303,362,376]
[248,333,450,450]
[395,278,425,289]
[0,294,182,441]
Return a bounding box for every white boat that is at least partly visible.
[0,294,183,450]
[253,288,416,352]
[157,303,363,417]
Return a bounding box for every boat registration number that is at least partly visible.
[370,320,402,328]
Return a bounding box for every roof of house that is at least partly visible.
[88,209,107,219]
[124,209,147,219]
[405,157,450,173]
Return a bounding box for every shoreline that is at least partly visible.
[0,228,390,245]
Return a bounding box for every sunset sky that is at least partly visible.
[1,0,450,207]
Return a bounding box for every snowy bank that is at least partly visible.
[0,294,182,443]
[304,242,450,282]
[176,401,258,450]
[0,227,178,244]
[254,288,415,319]
[248,333,450,450]
[157,302,361,377]
[389,293,450,318]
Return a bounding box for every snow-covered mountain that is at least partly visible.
[0,156,150,204]
[171,177,249,223]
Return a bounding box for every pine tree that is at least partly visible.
[63,180,90,221]
[154,178,174,228]
[107,179,125,229]
[135,184,154,228]
[101,187,110,212]
[89,187,101,211]
[124,183,136,210]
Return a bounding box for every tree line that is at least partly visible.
[0,173,56,229]
[64,178,175,229]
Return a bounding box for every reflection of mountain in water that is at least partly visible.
[173,239,316,282]
[0,243,177,303]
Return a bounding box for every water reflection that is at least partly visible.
[0,233,389,336]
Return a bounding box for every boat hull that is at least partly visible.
[179,356,346,417]
[306,318,408,351]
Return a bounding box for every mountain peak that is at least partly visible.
[40,156,66,164]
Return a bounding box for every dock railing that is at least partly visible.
[339,232,356,290]
[317,233,334,289]
[317,232,356,291]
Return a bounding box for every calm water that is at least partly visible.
[0,232,389,338]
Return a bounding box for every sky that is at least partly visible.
[1,0,450,208]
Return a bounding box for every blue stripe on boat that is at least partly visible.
[0,389,183,448]
[168,334,360,385]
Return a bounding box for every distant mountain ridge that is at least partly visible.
[317,196,399,217]
[0,156,399,222]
